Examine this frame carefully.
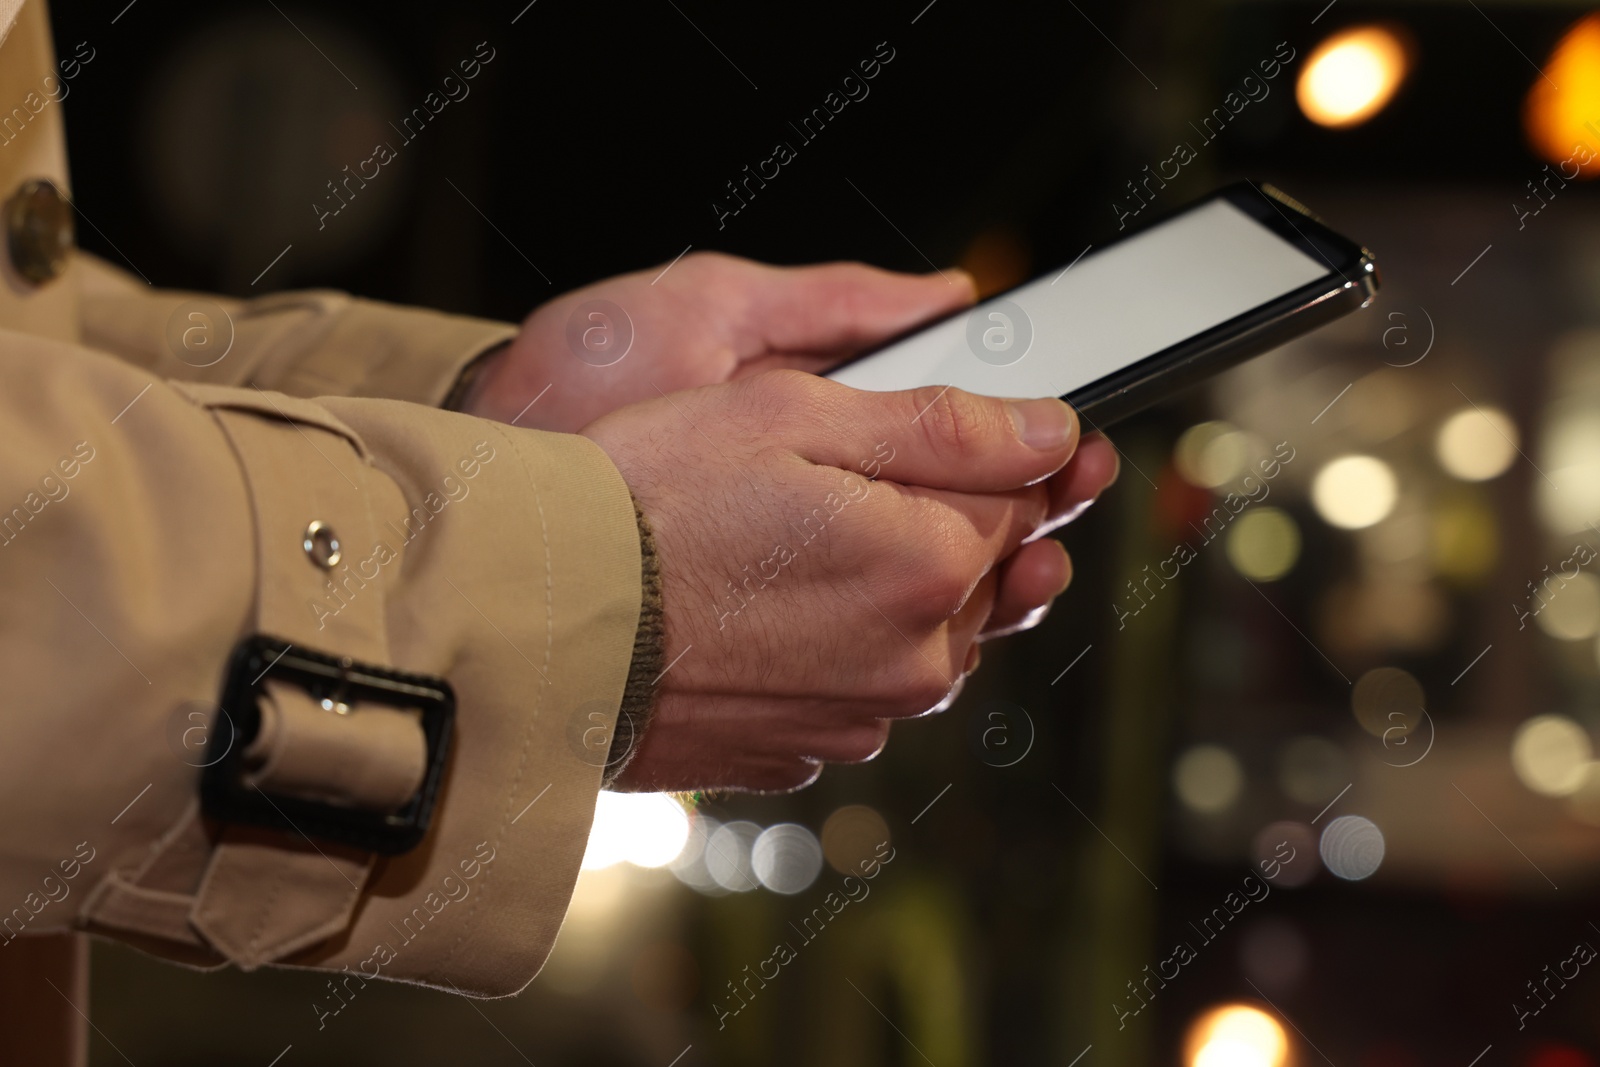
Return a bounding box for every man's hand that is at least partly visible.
[456,252,977,433]
[581,370,1110,794]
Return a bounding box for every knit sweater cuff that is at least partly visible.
[604,493,664,786]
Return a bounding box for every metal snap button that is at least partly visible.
[303,521,341,568]
[5,178,74,286]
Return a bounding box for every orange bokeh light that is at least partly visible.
[1296,25,1410,128]
[1523,13,1600,179]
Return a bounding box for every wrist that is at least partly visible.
[441,340,512,414]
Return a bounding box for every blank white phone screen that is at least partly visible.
[827,198,1331,401]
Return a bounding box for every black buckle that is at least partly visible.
[200,635,455,856]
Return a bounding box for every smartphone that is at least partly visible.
[826,181,1379,428]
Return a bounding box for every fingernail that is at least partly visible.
[964,644,981,675]
[1008,398,1075,451]
[1053,540,1074,595]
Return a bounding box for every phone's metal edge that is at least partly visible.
[1069,250,1380,430]
[824,180,1378,426]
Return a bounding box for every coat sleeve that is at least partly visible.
[0,325,641,997]
[74,253,517,407]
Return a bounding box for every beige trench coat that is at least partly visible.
[0,3,645,1063]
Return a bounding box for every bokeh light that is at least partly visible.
[670,814,727,894]
[1226,507,1301,581]
[1184,1004,1289,1067]
[1312,454,1398,529]
[1435,406,1518,481]
[1253,821,1318,888]
[1526,1043,1599,1067]
[1174,744,1244,814]
[1276,737,1350,805]
[1319,815,1385,880]
[751,823,824,895]
[821,804,891,875]
[1523,13,1600,179]
[1511,714,1592,797]
[581,792,690,870]
[1430,490,1499,583]
[1176,421,1253,489]
[1351,666,1425,739]
[705,820,763,892]
[1534,572,1600,641]
[1297,25,1409,129]
[1238,918,1310,995]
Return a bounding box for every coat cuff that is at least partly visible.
[68,381,641,996]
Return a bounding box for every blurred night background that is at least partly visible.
[52,0,1600,1064]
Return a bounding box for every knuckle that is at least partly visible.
[676,250,736,279]
[912,387,995,456]
[910,535,978,619]
[895,673,954,718]
[732,368,822,432]
[832,722,892,764]
[750,759,823,795]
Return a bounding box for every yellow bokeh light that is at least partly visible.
[1535,571,1600,641]
[1176,421,1253,489]
[1297,25,1409,128]
[1186,1004,1289,1067]
[1351,666,1424,740]
[1436,406,1518,481]
[1523,13,1600,179]
[1511,714,1593,797]
[1430,490,1499,583]
[1226,506,1301,581]
[1174,744,1244,815]
[1312,454,1398,530]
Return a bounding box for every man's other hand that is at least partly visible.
[457,252,975,433]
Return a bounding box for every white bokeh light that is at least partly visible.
[1511,714,1592,797]
[705,820,762,892]
[1435,406,1518,481]
[580,792,690,871]
[1318,814,1385,881]
[751,824,824,895]
[1312,455,1398,530]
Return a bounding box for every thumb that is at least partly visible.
[762,372,1079,493]
[741,261,976,362]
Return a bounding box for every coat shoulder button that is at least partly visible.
[5,179,74,286]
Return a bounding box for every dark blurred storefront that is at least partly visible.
[53,1,1600,1064]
